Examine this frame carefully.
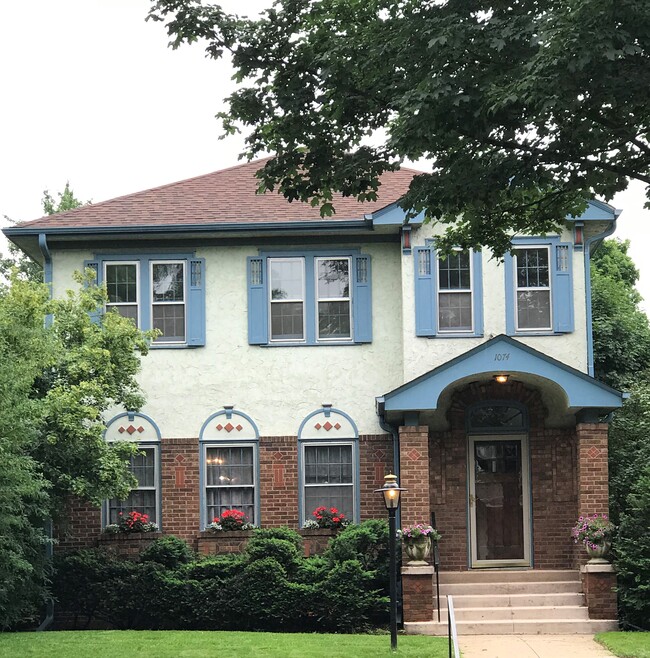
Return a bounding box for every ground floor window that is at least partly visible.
[203,444,257,526]
[107,445,159,525]
[301,441,357,522]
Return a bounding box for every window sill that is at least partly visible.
[422,333,484,339]
[149,343,203,350]
[260,341,360,348]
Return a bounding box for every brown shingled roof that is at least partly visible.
[17,158,421,230]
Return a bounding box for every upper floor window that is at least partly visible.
[438,250,473,333]
[414,247,483,337]
[514,247,552,331]
[88,253,205,347]
[505,240,573,335]
[248,251,371,346]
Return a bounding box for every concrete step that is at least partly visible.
[439,570,580,584]
[439,581,581,596]
[404,618,618,636]
[442,592,585,608]
[445,605,590,622]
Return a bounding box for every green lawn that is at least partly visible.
[596,632,650,658]
[0,630,449,658]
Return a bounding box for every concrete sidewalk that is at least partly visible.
[458,634,614,657]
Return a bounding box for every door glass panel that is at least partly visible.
[474,440,524,561]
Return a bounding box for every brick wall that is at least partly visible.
[399,426,431,528]
[581,566,617,619]
[161,438,200,542]
[56,433,393,551]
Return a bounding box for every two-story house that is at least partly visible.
[5,158,623,633]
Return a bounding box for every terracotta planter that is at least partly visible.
[403,536,431,565]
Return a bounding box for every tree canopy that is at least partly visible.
[149,0,649,255]
[1,182,89,282]
[0,274,150,628]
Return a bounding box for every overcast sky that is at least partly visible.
[1,1,649,308]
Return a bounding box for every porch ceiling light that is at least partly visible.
[375,473,406,510]
[493,374,510,384]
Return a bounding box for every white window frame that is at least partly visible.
[268,256,306,343]
[437,248,474,334]
[301,440,357,523]
[513,246,553,332]
[203,442,258,527]
[315,256,353,342]
[105,443,160,527]
[104,260,140,324]
[150,260,187,344]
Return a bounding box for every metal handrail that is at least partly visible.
[447,595,460,658]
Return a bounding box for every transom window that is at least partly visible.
[514,247,551,330]
[468,404,526,431]
[107,446,159,525]
[302,443,354,520]
[204,445,256,525]
[438,250,473,332]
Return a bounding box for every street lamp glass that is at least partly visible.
[375,473,405,510]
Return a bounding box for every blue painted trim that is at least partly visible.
[103,411,163,440]
[94,252,200,346]
[567,199,620,222]
[585,221,617,377]
[297,407,360,439]
[381,334,624,412]
[4,219,374,238]
[199,439,261,528]
[199,409,260,441]
[472,251,484,337]
[257,250,367,346]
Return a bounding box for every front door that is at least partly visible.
[468,435,531,567]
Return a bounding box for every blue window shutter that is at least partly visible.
[504,252,516,336]
[414,247,436,336]
[247,256,268,345]
[552,243,574,333]
[472,250,484,336]
[187,258,206,346]
[83,259,101,325]
[353,254,372,343]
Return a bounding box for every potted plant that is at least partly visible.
[302,506,350,530]
[571,513,614,563]
[206,509,255,531]
[104,510,158,534]
[399,523,441,565]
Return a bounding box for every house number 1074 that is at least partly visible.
[494,353,510,361]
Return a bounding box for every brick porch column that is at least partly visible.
[402,565,434,623]
[399,426,430,527]
[576,422,609,516]
[581,564,617,620]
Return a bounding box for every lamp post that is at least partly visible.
[375,473,406,652]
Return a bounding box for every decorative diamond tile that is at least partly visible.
[273,451,283,460]
[588,447,601,459]
[126,425,137,435]
[314,423,322,430]
[334,423,341,430]
[374,450,386,460]
[216,424,223,431]
[137,426,145,433]
[225,422,235,432]
[323,421,333,431]
[236,424,243,432]
[118,427,125,434]
[407,449,422,461]
[175,454,185,463]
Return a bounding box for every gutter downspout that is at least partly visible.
[38,233,52,289]
[376,399,401,528]
[584,214,620,377]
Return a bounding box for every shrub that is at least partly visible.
[245,537,302,575]
[325,519,390,594]
[250,526,303,551]
[181,554,242,581]
[615,467,650,630]
[140,535,194,569]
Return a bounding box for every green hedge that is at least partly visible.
[53,522,389,632]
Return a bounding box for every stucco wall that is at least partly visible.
[51,244,405,437]
[401,223,589,382]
